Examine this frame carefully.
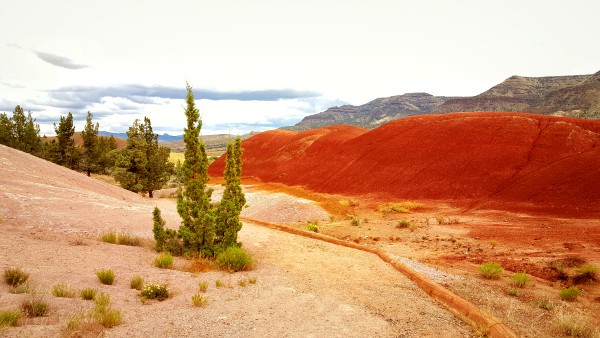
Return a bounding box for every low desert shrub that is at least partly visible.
[96,269,115,285]
[216,246,252,272]
[52,283,75,298]
[573,264,598,284]
[507,288,519,297]
[511,272,530,288]
[198,281,209,293]
[140,283,169,301]
[339,199,358,207]
[9,283,32,294]
[555,310,599,337]
[560,286,580,301]
[101,231,142,246]
[3,267,29,287]
[93,294,122,328]
[248,277,257,284]
[191,294,208,307]
[130,276,144,290]
[478,262,503,279]
[215,280,224,287]
[396,219,412,229]
[350,217,361,226]
[435,216,446,225]
[154,253,173,269]
[21,296,49,317]
[378,201,422,213]
[80,288,97,300]
[238,279,247,287]
[307,222,319,233]
[537,297,554,310]
[0,310,21,327]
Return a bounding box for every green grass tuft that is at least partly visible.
[198,281,209,293]
[154,253,173,269]
[191,294,209,307]
[216,246,252,272]
[511,272,530,288]
[130,276,144,290]
[96,269,115,285]
[80,288,97,300]
[478,262,503,279]
[560,286,580,301]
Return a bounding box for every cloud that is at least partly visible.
[7,43,90,70]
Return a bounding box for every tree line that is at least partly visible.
[0,106,174,198]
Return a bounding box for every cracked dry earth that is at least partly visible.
[0,145,472,337]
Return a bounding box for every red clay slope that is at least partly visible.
[209,113,600,215]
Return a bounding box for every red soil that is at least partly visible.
[209,112,600,216]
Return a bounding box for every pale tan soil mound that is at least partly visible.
[209,112,600,216]
[0,145,470,337]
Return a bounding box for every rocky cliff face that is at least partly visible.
[286,93,455,131]
[285,71,599,131]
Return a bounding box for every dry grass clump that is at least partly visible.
[216,246,252,272]
[80,288,97,300]
[435,216,460,224]
[560,286,580,301]
[3,267,29,287]
[154,253,174,269]
[0,310,21,328]
[573,264,598,284]
[130,276,144,290]
[181,258,217,273]
[510,272,530,288]
[378,201,423,213]
[21,295,49,317]
[191,294,209,307]
[339,199,358,207]
[64,292,123,336]
[555,310,600,337]
[100,231,142,246]
[52,283,76,298]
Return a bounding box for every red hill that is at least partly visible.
[209,113,600,215]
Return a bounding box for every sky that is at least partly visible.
[1,0,599,136]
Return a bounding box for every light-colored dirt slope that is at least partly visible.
[0,145,470,337]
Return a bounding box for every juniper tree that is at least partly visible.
[215,137,245,249]
[176,83,217,256]
[3,106,42,154]
[81,111,99,176]
[0,113,13,146]
[53,112,78,168]
[114,117,172,197]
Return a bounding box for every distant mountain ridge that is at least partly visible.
[285,71,600,131]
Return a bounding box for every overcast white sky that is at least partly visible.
[1,0,598,136]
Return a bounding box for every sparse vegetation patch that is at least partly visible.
[0,310,20,328]
[555,310,599,337]
[192,294,209,307]
[216,246,252,272]
[80,288,97,300]
[378,201,422,213]
[96,269,115,285]
[141,283,170,301]
[52,283,75,298]
[560,286,580,301]
[573,263,598,284]
[511,272,530,288]
[3,267,29,287]
[100,231,142,246]
[130,276,144,290]
[478,262,503,279]
[154,253,174,269]
[21,296,49,317]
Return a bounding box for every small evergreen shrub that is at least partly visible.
[140,283,169,301]
[216,246,252,272]
[80,288,97,300]
[478,262,503,279]
[3,267,29,287]
[0,310,20,327]
[21,296,49,317]
[307,222,319,233]
[154,253,173,269]
[511,272,530,288]
[560,286,580,301]
[52,283,75,298]
[191,294,208,307]
[198,281,208,293]
[130,276,144,290]
[96,269,115,285]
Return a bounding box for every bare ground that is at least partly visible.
[0,145,471,337]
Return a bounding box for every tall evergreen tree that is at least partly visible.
[176,82,216,255]
[215,137,246,249]
[53,112,77,168]
[81,111,99,176]
[0,113,13,147]
[8,106,41,154]
[114,117,173,197]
